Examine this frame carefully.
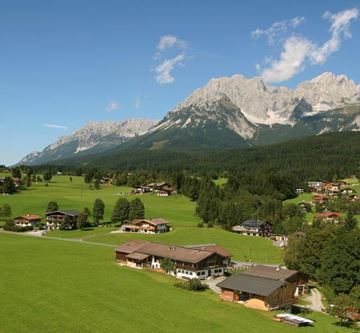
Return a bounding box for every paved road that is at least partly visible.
[0,230,115,248]
[203,277,225,294]
[304,288,325,312]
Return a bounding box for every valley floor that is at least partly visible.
[0,233,350,333]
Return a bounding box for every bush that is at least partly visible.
[197,222,204,228]
[175,279,208,292]
[207,222,214,228]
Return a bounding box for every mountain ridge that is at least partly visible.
[19,71,360,165]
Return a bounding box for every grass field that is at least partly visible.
[0,175,282,263]
[0,233,350,333]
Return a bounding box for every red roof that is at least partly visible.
[317,212,341,218]
[15,214,42,221]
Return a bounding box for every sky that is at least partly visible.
[1,0,360,165]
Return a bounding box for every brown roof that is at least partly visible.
[185,244,232,258]
[130,218,169,226]
[14,214,42,221]
[115,240,228,264]
[242,265,299,281]
[316,212,341,218]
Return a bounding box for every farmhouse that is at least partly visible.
[115,240,231,279]
[14,214,41,228]
[45,210,80,230]
[307,181,323,192]
[217,266,308,311]
[120,218,170,234]
[315,211,341,223]
[232,220,272,237]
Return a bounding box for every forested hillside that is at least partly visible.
[40,132,360,182]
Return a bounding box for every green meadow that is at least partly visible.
[0,233,349,333]
[0,175,282,263]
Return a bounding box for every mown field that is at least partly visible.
[0,175,282,263]
[0,233,350,333]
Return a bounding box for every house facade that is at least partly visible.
[217,266,308,311]
[120,218,170,234]
[115,240,231,279]
[232,220,272,237]
[45,210,80,230]
[315,211,341,223]
[14,214,42,228]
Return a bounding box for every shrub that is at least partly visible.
[207,222,214,228]
[197,222,204,228]
[175,279,208,292]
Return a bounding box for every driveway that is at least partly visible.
[204,277,226,294]
[304,288,325,312]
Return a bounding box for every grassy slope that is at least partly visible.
[0,175,282,263]
[0,233,347,333]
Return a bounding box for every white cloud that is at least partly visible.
[153,35,189,84]
[155,53,185,84]
[43,123,68,130]
[251,16,305,45]
[106,101,119,112]
[258,8,359,82]
[261,37,313,82]
[311,8,359,64]
[157,35,187,52]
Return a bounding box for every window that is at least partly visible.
[197,272,200,276]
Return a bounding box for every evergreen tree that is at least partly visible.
[11,167,21,179]
[1,204,12,218]
[2,177,16,194]
[43,170,52,183]
[93,199,105,225]
[111,198,130,224]
[77,213,89,229]
[129,198,145,220]
[344,212,357,231]
[46,201,59,212]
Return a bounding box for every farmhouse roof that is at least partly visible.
[217,273,285,296]
[242,265,299,281]
[14,214,42,221]
[185,244,232,258]
[316,212,341,218]
[115,240,229,264]
[130,218,169,226]
[241,220,269,228]
[45,210,80,217]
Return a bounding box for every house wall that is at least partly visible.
[220,290,240,302]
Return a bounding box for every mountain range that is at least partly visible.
[19,71,360,165]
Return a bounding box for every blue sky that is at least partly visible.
[1,0,360,165]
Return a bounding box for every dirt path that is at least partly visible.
[304,288,325,312]
[0,229,115,248]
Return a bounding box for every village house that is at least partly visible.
[217,266,308,311]
[232,220,272,237]
[120,218,170,234]
[45,210,80,230]
[315,211,341,223]
[14,214,42,228]
[307,181,323,192]
[311,194,328,205]
[115,240,232,279]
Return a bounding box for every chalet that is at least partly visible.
[148,182,175,194]
[45,210,80,230]
[315,211,341,223]
[232,220,272,237]
[115,240,232,279]
[120,218,170,234]
[307,181,323,192]
[340,187,355,195]
[312,194,328,205]
[217,266,308,311]
[14,214,42,228]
